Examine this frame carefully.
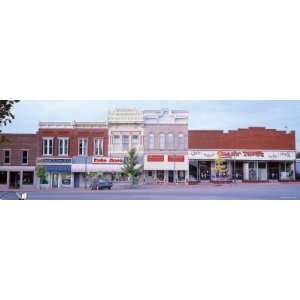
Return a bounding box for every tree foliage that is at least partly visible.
[0,100,20,131]
[36,166,47,181]
[121,148,143,185]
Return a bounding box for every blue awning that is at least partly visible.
[44,165,71,173]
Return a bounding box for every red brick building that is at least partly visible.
[188,127,296,182]
[36,122,109,188]
[0,134,37,189]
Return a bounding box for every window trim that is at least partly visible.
[177,132,185,150]
[148,132,155,150]
[21,149,29,165]
[93,138,104,156]
[58,137,69,156]
[167,132,174,150]
[159,133,165,150]
[3,149,11,165]
[78,138,88,156]
[42,137,54,156]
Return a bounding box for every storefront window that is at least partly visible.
[157,170,164,181]
[41,173,49,184]
[148,171,153,177]
[62,173,71,185]
[177,171,185,181]
[0,171,7,184]
[22,171,34,185]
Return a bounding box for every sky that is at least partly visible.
[2,100,300,150]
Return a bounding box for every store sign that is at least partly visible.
[147,155,164,162]
[189,150,296,161]
[93,157,123,164]
[168,155,185,162]
[37,158,72,164]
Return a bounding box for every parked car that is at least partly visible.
[91,179,113,190]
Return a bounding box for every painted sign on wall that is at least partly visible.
[93,157,123,164]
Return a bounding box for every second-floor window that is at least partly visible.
[177,133,184,150]
[43,138,53,156]
[22,150,28,164]
[78,138,88,156]
[131,135,139,148]
[159,133,165,150]
[122,135,129,150]
[167,133,174,149]
[149,133,155,149]
[4,150,11,164]
[58,138,69,156]
[94,138,103,156]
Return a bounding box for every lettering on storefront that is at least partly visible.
[93,157,123,164]
[37,158,72,164]
[189,150,296,161]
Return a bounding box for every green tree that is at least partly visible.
[36,166,47,184]
[0,100,20,143]
[215,151,228,178]
[121,148,143,185]
[0,100,20,130]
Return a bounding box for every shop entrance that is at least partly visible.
[9,172,20,189]
[74,173,80,188]
[52,173,59,188]
[168,171,174,183]
[268,162,279,180]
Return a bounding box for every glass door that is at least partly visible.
[52,173,59,188]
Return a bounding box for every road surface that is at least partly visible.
[1,183,300,200]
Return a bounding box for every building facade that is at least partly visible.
[0,110,298,190]
[143,109,189,184]
[188,127,296,182]
[36,121,110,188]
[0,134,37,189]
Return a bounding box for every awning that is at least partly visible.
[44,165,72,173]
[71,164,123,173]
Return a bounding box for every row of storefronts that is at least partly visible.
[0,109,298,189]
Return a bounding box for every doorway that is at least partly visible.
[168,171,174,183]
[52,173,59,188]
[9,172,20,189]
[74,173,80,188]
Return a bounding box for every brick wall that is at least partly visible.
[0,134,38,166]
[37,128,109,157]
[189,127,296,150]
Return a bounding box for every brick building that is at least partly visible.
[0,134,37,189]
[36,121,109,188]
[188,127,296,182]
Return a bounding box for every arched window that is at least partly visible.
[167,133,174,149]
[149,133,155,149]
[177,133,184,150]
[159,133,165,150]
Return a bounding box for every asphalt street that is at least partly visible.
[1,183,300,200]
